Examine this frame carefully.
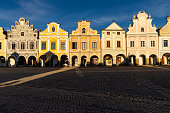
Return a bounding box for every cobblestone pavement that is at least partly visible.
[0,66,170,113]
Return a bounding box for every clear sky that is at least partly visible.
[0,0,169,33]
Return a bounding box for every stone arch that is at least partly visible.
[162,53,170,65]
[81,56,87,66]
[116,54,126,66]
[90,55,99,66]
[60,55,68,66]
[8,56,16,67]
[72,55,78,66]
[51,55,58,67]
[0,56,6,66]
[139,54,146,65]
[18,56,26,66]
[28,56,37,66]
[149,54,157,65]
[128,55,136,65]
[103,54,113,66]
[39,55,48,67]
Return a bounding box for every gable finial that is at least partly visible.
[83,18,85,21]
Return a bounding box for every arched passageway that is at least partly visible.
[0,56,6,66]
[8,56,16,67]
[51,55,58,67]
[39,55,48,67]
[103,54,113,66]
[129,55,136,65]
[18,56,26,66]
[28,56,37,66]
[61,55,68,66]
[162,53,170,65]
[139,54,146,65]
[90,55,99,66]
[72,56,78,66]
[116,54,125,66]
[81,56,87,66]
[149,54,157,65]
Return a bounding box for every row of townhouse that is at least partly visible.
[0,11,170,67]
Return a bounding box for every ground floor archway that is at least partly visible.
[39,55,48,67]
[18,56,26,66]
[162,53,170,65]
[103,54,113,66]
[51,55,58,67]
[28,56,37,66]
[81,56,87,66]
[61,55,68,66]
[116,54,125,66]
[72,56,78,66]
[149,54,157,65]
[129,55,136,65]
[0,56,6,66]
[8,56,16,67]
[90,55,99,66]
[139,54,146,65]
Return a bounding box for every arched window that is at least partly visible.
[52,26,55,32]
[82,28,86,33]
[141,27,144,32]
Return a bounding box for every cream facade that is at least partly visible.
[127,11,159,65]
[7,18,38,67]
[69,19,101,67]
[0,27,7,66]
[158,17,170,65]
[101,20,126,66]
[39,21,69,67]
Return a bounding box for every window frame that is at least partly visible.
[41,42,46,50]
[164,40,168,47]
[51,42,56,50]
[82,42,86,50]
[92,42,97,50]
[107,41,110,48]
[72,42,77,49]
[61,42,65,50]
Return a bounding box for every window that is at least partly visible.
[21,32,24,36]
[141,28,144,32]
[34,34,36,37]
[82,28,86,33]
[107,32,110,35]
[151,41,155,47]
[117,41,121,47]
[42,42,46,50]
[92,42,97,49]
[82,42,86,50]
[52,27,55,32]
[117,32,120,35]
[164,40,168,47]
[51,42,56,50]
[30,42,34,49]
[140,41,145,47]
[107,41,110,47]
[72,42,77,49]
[12,43,16,49]
[61,42,65,50]
[130,41,134,47]
[21,42,25,49]
[0,42,1,49]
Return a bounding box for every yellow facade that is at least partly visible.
[0,27,7,66]
[69,19,101,67]
[39,21,69,67]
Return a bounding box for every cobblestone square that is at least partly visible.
[0,66,170,113]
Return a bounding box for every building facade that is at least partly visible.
[7,18,38,67]
[69,18,101,67]
[39,21,69,67]
[101,20,126,66]
[158,17,170,65]
[127,11,159,65]
[0,27,7,66]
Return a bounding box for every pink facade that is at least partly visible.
[127,11,159,65]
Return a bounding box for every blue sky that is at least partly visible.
[0,0,169,33]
